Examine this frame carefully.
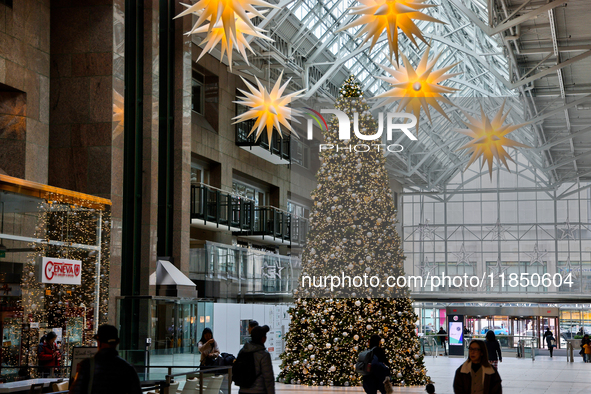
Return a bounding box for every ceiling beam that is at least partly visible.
[520,45,591,55]
[448,0,568,36]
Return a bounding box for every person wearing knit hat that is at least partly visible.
[236,325,275,394]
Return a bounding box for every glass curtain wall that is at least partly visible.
[403,153,591,295]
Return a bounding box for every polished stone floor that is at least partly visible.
[264,355,591,394]
[146,353,591,394]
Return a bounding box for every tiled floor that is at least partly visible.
[147,354,591,394]
[266,355,591,394]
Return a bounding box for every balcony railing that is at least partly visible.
[190,241,302,297]
[190,184,254,231]
[191,184,308,246]
[235,117,290,162]
[234,206,308,246]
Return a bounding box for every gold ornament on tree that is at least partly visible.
[233,71,305,143]
[454,101,530,178]
[175,0,276,69]
[376,46,459,132]
[338,0,444,64]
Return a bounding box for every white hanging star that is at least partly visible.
[417,220,436,240]
[487,219,511,241]
[262,260,285,279]
[489,258,508,278]
[562,256,580,279]
[452,243,475,266]
[417,256,436,278]
[525,243,548,266]
[558,219,577,240]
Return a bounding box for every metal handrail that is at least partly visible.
[163,365,232,394]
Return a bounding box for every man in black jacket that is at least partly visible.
[438,327,448,356]
[236,325,275,394]
[70,325,141,394]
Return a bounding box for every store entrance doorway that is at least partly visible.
[447,306,559,349]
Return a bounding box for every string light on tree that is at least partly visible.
[19,194,111,375]
[279,76,429,387]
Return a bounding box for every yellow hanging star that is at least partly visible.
[455,101,531,178]
[233,71,305,143]
[338,0,444,64]
[175,0,277,64]
[375,46,460,131]
[187,10,273,70]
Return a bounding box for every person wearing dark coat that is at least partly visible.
[485,331,502,369]
[543,328,555,357]
[437,327,447,355]
[236,325,275,394]
[69,325,141,394]
[581,334,590,362]
[453,340,502,394]
[362,334,390,394]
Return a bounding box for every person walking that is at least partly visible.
[69,324,141,394]
[248,320,259,334]
[453,339,502,394]
[543,327,555,358]
[485,331,502,369]
[236,325,275,394]
[583,337,591,363]
[437,327,447,356]
[38,331,59,377]
[581,334,591,362]
[362,334,390,394]
[197,327,220,367]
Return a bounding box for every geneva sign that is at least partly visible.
[40,257,82,285]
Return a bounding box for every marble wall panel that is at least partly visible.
[49,1,114,197]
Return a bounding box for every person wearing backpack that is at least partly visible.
[361,334,390,394]
[233,325,275,394]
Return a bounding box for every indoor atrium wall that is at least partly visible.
[403,152,591,298]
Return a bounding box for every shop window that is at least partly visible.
[191,66,219,132]
[287,200,308,218]
[291,138,310,169]
[191,70,205,115]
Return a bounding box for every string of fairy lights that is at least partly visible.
[9,194,111,376]
[277,76,429,387]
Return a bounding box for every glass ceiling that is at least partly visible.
[285,0,512,98]
[225,0,583,190]
[267,0,543,189]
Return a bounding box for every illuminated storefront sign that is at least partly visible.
[39,257,82,285]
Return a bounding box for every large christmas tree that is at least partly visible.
[278,76,429,387]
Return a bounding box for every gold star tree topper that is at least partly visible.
[375,46,460,131]
[455,101,530,178]
[233,71,305,143]
[339,0,444,64]
[175,0,276,68]
[186,10,273,69]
